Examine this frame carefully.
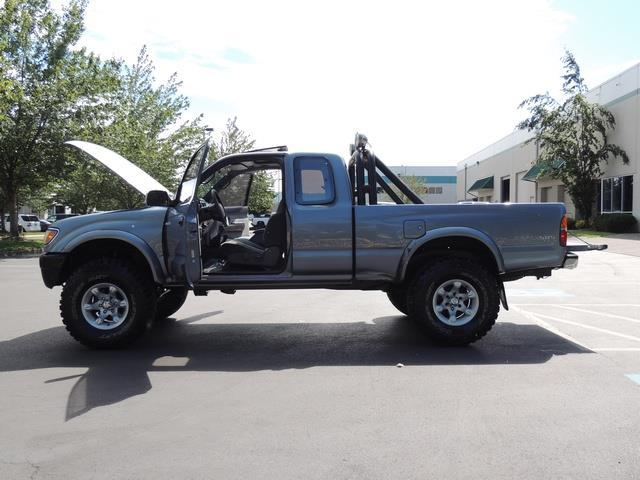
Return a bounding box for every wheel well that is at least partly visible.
[62,239,155,285]
[403,236,500,284]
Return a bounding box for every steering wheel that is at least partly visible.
[200,189,228,225]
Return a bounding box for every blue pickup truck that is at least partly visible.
[40,134,592,349]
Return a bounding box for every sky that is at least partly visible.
[74,0,640,166]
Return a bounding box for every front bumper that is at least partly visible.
[39,253,68,288]
[562,252,579,269]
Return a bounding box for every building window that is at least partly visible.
[601,175,633,213]
[540,187,551,202]
[427,186,443,194]
[501,177,510,202]
[557,185,565,203]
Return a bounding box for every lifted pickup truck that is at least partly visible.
[40,134,591,348]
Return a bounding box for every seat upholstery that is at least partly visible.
[219,201,287,268]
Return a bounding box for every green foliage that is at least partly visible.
[210,117,255,161]
[58,46,205,211]
[0,0,120,236]
[0,237,43,254]
[248,171,276,214]
[517,51,629,221]
[396,175,426,203]
[593,214,637,233]
[574,219,589,230]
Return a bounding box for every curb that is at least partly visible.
[0,250,42,258]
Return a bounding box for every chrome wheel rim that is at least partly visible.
[431,279,479,326]
[81,282,129,330]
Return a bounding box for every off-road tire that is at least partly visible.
[156,288,189,319]
[386,288,409,315]
[406,257,499,346]
[60,258,157,348]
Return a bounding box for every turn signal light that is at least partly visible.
[559,215,568,247]
[44,228,59,245]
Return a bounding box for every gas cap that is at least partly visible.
[403,220,425,239]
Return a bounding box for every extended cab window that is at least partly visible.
[294,156,335,205]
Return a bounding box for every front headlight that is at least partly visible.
[43,228,59,245]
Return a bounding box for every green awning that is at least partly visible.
[523,160,565,182]
[467,176,494,191]
[522,164,541,182]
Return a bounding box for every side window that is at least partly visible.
[294,156,335,205]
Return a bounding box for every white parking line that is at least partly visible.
[512,304,640,307]
[540,305,640,325]
[510,305,592,351]
[593,348,640,352]
[530,312,640,343]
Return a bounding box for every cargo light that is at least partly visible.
[44,228,59,245]
[559,215,568,247]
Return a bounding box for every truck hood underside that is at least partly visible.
[66,140,171,196]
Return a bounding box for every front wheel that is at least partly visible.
[407,258,499,346]
[60,258,157,348]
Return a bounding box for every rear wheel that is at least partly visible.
[407,257,499,346]
[156,288,189,319]
[60,258,157,348]
[386,288,408,315]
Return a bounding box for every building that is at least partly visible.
[386,165,457,204]
[457,63,639,221]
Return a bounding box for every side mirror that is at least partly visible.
[146,190,171,207]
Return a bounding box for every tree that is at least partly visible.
[59,46,204,211]
[517,51,628,220]
[209,117,274,214]
[247,171,275,214]
[0,0,119,237]
[396,175,426,203]
[210,117,255,161]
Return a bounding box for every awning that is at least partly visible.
[522,160,565,182]
[522,164,541,182]
[467,176,494,192]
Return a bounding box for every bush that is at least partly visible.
[593,214,638,233]
[575,219,590,229]
[566,217,576,229]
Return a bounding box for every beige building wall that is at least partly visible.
[457,63,640,222]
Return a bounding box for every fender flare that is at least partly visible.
[62,230,166,284]
[396,226,506,282]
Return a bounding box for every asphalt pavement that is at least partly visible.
[0,249,639,479]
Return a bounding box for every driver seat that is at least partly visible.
[219,201,287,268]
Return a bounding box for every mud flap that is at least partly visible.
[498,280,509,311]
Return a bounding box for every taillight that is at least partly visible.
[559,215,567,247]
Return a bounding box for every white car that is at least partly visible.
[2,214,42,232]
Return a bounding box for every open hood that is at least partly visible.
[66,141,171,197]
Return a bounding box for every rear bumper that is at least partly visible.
[562,252,579,269]
[39,253,68,288]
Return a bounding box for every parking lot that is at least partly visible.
[1,248,639,479]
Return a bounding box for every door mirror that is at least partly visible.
[146,190,171,207]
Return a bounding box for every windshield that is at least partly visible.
[21,215,38,221]
[200,165,253,206]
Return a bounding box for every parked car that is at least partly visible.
[3,214,41,233]
[39,218,51,232]
[48,213,79,223]
[39,136,604,349]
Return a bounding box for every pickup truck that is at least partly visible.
[39,134,589,349]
